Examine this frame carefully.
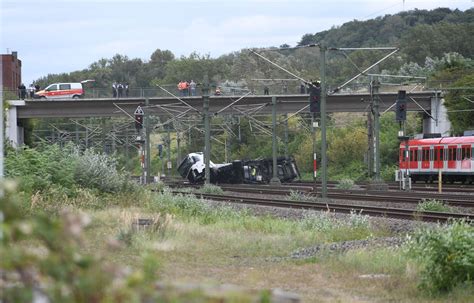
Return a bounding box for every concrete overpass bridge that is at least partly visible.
[7,91,448,147]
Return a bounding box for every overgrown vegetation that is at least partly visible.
[406,221,474,293]
[5,143,138,197]
[336,179,355,190]
[287,190,314,202]
[416,198,453,213]
[0,182,163,302]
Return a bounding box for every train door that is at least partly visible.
[447,145,457,169]
[421,147,430,169]
[409,147,418,169]
[433,145,444,169]
[461,145,472,169]
[399,148,407,169]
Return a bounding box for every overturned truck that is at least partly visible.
[177,152,300,184]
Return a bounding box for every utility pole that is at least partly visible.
[284,113,289,158]
[320,46,328,198]
[167,127,171,179]
[176,131,181,169]
[202,75,211,185]
[372,77,381,181]
[145,98,151,184]
[270,96,281,185]
[367,107,374,178]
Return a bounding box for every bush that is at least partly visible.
[5,144,137,196]
[336,178,355,190]
[5,143,77,195]
[416,199,453,213]
[406,220,474,293]
[73,149,134,193]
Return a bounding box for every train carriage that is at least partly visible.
[397,136,474,184]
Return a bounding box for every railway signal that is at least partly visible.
[395,90,407,121]
[309,81,321,113]
[134,106,144,130]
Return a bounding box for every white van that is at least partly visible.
[34,80,94,99]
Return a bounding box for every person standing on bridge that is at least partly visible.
[112,82,118,98]
[125,82,129,97]
[18,83,26,99]
[190,80,196,96]
[117,83,124,98]
[264,85,269,95]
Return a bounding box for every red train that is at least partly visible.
[397,136,474,184]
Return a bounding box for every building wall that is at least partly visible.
[1,51,22,92]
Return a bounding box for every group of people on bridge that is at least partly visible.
[112,82,129,98]
[177,80,197,96]
[18,83,40,99]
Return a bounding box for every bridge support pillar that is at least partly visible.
[6,101,25,148]
[423,93,451,136]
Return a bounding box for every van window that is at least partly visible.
[46,85,58,91]
[59,84,71,90]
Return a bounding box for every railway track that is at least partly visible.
[167,182,474,208]
[293,180,474,193]
[220,185,474,208]
[173,191,473,223]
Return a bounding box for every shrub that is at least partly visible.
[336,178,355,190]
[5,143,77,195]
[5,144,138,196]
[406,220,474,293]
[416,198,453,213]
[73,149,133,193]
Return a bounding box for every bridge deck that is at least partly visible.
[12,92,435,119]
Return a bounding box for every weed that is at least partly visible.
[287,190,314,202]
[416,198,453,213]
[336,178,355,190]
[198,184,224,194]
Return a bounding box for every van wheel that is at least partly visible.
[40,96,46,99]
[72,95,80,99]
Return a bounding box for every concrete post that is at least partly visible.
[270,96,281,185]
[5,101,25,148]
[320,46,328,198]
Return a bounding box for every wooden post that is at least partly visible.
[438,169,442,193]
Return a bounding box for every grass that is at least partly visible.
[19,189,474,302]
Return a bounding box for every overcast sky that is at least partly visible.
[1,0,472,86]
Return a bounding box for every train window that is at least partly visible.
[423,149,429,161]
[410,150,414,161]
[448,148,455,161]
[434,149,438,161]
[440,149,444,161]
[463,147,472,160]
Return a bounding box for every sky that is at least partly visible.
[1,0,473,86]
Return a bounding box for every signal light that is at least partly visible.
[135,114,143,129]
[308,82,321,113]
[396,90,407,121]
